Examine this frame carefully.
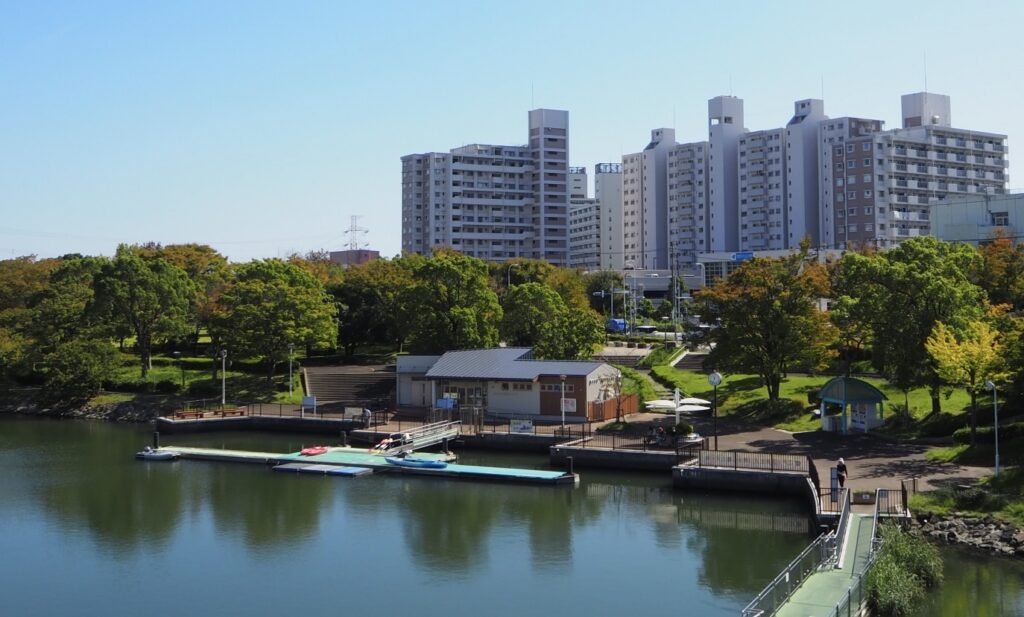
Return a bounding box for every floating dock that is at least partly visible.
[273,463,373,477]
[158,445,577,486]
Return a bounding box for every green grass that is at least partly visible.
[910,467,1024,527]
[616,365,658,406]
[91,392,134,405]
[649,366,974,433]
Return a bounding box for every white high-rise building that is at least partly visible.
[401,109,571,265]
[707,96,746,253]
[667,142,709,266]
[622,128,677,269]
[737,128,787,251]
[570,164,623,270]
[785,99,828,247]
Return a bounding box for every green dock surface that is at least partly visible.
[160,446,574,485]
[774,514,875,617]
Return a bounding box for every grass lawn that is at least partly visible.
[651,365,974,433]
[910,467,1024,527]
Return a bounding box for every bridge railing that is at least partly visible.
[741,529,836,617]
[697,450,809,474]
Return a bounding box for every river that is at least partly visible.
[0,416,1020,616]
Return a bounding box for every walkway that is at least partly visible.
[774,514,875,617]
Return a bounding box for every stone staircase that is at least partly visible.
[303,365,395,408]
[674,352,708,371]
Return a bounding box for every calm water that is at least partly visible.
[2,417,1020,617]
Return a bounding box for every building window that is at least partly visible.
[847,144,855,153]
[993,212,1009,226]
[848,224,858,233]
[863,158,871,166]
[863,142,871,151]
[836,178,844,186]
[864,207,873,215]
[847,160,855,169]
[864,190,873,198]
[847,191,856,200]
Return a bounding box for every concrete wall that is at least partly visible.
[550,444,681,470]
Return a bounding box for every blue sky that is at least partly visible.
[2,0,1021,262]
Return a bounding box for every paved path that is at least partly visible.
[624,411,991,493]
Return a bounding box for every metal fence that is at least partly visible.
[741,529,837,617]
[697,450,810,474]
[826,550,877,617]
[553,431,708,454]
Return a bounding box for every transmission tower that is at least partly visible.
[344,215,369,251]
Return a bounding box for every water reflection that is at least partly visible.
[915,546,1024,616]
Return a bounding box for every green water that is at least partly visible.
[914,546,1024,616]
[3,416,1019,616]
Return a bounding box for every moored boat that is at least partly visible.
[135,447,180,461]
[300,446,330,456]
[385,456,448,469]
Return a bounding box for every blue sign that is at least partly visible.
[730,251,754,262]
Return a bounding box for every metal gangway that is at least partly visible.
[377,420,461,455]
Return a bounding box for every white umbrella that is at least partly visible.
[676,404,710,413]
[644,400,676,410]
[679,397,711,406]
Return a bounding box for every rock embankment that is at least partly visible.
[915,513,1024,559]
[1,394,164,423]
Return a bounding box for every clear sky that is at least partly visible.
[3,0,1021,262]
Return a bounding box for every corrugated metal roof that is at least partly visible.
[425,348,606,380]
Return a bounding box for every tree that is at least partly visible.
[286,250,345,287]
[533,308,605,360]
[28,256,109,353]
[402,252,502,353]
[542,268,589,311]
[95,245,194,378]
[213,259,338,379]
[501,283,566,347]
[926,320,1003,445]
[972,230,1024,310]
[696,250,836,401]
[837,237,986,414]
[159,244,230,344]
[583,270,624,315]
[39,339,119,405]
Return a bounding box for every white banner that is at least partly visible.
[510,419,534,434]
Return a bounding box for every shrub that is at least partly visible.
[867,523,943,616]
[675,421,693,435]
[807,388,821,406]
[954,486,1007,511]
[953,422,1024,445]
[154,379,179,394]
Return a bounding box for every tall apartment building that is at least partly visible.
[785,99,829,247]
[596,163,624,271]
[820,93,1008,248]
[667,142,709,266]
[401,109,571,265]
[707,96,746,254]
[622,128,676,269]
[570,164,622,270]
[737,127,787,251]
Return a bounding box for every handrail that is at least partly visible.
[830,489,852,569]
[741,529,836,617]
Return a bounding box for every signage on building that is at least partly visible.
[510,419,534,434]
[730,252,754,262]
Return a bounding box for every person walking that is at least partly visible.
[837,457,848,488]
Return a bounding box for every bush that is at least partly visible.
[953,421,1024,444]
[154,379,179,394]
[675,421,693,435]
[867,522,943,616]
[954,486,1007,511]
[807,388,821,406]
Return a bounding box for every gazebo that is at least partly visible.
[818,376,888,434]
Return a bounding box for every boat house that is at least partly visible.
[396,348,624,423]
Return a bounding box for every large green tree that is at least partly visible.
[696,249,837,401]
[533,308,605,360]
[402,252,502,353]
[836,237,985,414]
[972,230,1024,310]
[158,244,230,345]
[95,245,194,378]
[213,259,338,379]
[501,282,566,347]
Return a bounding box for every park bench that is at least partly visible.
[219,407,247,417]
[174,409,205,420]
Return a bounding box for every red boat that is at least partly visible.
[299,446,329,456]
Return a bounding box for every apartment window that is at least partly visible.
[848,208,857,216]
[847,160,855,169]
[848,224,858,233]
[836,178,844,187]
[865,223,874,232]
[864,190,873,198]
[847,191,856,200]
[863,174,871,183]
[837,194,845,202]
[846,144,855,153]
[834,146,843,156]
[863,158,871,166]
[848,176,856,184]
[863,142,871,151]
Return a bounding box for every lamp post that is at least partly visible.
[506,263,521,290]
[172,351,184,389]
[560,374,567,428]
[288,343,295,398]
[709,371,722,450]
[986,380,1000,477]
[220,349,227,407]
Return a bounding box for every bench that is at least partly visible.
[219,407,247,417]
[174,410,205,420]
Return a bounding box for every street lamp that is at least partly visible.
[709,371,722,450]
[507,263,521,290]
[560,374,567,428]
[172,351,184,389]
[220,349,228,407]
[986,379,1000,477]
[288,343,295,398]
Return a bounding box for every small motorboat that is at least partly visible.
[135,447,180,461]
[385,456,448,469]
[300,446,330,456]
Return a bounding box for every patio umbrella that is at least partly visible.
[676,404,711,413]
[679,397,711,406]
[644,400,676,410]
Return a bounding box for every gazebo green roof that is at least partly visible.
[818,376,888,405]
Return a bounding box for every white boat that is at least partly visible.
[135,447,180,461]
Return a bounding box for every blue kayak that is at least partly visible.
[385,456,448,469]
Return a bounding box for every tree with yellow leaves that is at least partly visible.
[925,320,1003,445]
